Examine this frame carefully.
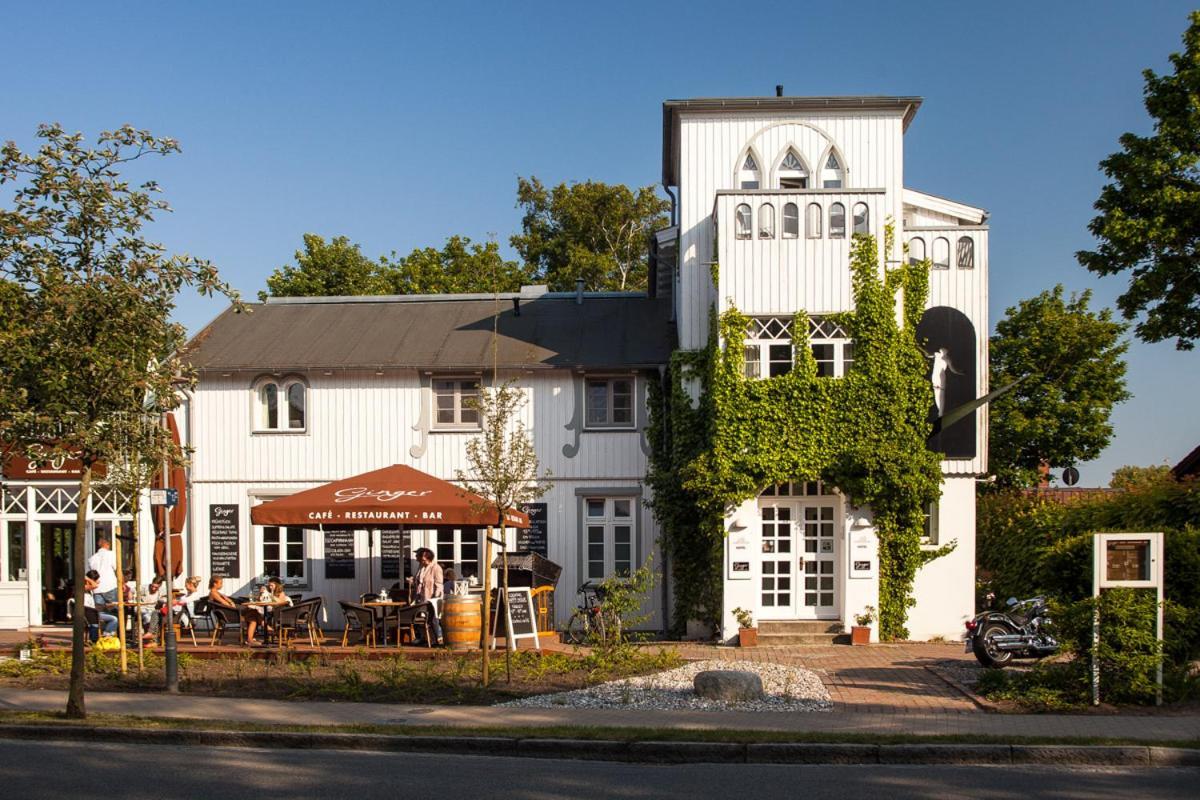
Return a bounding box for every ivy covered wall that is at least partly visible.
[648,230,945,640]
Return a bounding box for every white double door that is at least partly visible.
[758,499,840,620]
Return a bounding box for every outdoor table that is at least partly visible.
[363,600,410,648]
[242,601,290,645]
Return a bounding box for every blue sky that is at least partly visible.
[4,1,1197,485]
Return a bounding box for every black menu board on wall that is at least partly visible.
[517,503,548,556]
[209,504,240,578]
[380,528,410,579]
[324,530,356,579]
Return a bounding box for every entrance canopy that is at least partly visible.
[249,464,529,529]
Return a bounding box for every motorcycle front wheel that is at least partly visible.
[973,622,1016,668]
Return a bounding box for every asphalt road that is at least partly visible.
[2,739,1196,799]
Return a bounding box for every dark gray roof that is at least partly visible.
[185,293,675,373]
[661,95,923,186]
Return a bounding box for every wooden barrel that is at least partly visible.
[443,594,483,651]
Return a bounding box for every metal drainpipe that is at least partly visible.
[181,387,198,581]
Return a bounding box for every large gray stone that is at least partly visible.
[692,669,764,702]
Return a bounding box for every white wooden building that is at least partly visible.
[661,95,987,641]
[0,93,987,640]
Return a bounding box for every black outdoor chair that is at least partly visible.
[281,597,324,647]
[339,601,380,648]
[190,597,215,635]
[386,601,434,648]
[209,604,243,645]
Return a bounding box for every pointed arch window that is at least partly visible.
[782,203,799,238]
[735,203,752,239]
[852,203,869,235]
[956,236,975,269]
[932,237,950,270]
[759,203,775,239]
[908,236,926,266]
[821,152,844,188]
[777,149,809,189]
[738,153,761,189]
[806,203,822,238]
[829,203,846,239]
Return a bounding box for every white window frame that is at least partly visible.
[776,149,809,189]
[252,374,308,433]
[808,316,854,378]
[431,528,483,580]
[908,236,926,266]
[782,202,799,238]
[806,202,822,239]
[758,202,775,239]
[735,203,752,239]
[260,524,307,586]
[932,237,951,270]
[737,151,761,189]
[921,501,940,546]
[829,203,846,239]
[956,236,975,270]
[432,377,481,430]
[583,497,636,581]
[852,202,869,235]
[821,151,844,189]
[585,376,636,430]
[743,317,794,379]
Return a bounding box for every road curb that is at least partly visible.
[0,723,1194,766]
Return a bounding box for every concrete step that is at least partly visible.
[757,632,850,646]
[758,620,844,635]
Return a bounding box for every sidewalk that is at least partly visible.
[3,687,1200,742]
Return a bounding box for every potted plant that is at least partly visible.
[851,606,876,645]
[732,606,757,647]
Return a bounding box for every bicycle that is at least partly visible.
[563,581,622,645]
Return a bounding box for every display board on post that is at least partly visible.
[1092,532,1164,706]
[489,587,540,651]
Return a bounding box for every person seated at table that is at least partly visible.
[175,576,205,628]
[240,577,291,645]
[413,548,444,645]
[140,578,164,642]
[83,570,118,642]
[207,576,237,609]
[123,569,137,604]
[442,568,458,597]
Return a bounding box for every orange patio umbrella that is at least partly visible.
[249,464,529,529]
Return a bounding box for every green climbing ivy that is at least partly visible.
[648,228,944,640]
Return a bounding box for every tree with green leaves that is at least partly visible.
[989,286,1130,489]
[0,124,240,718]
[259,233,390,300]
[1110,463,1174,491]
[383,236,532,294]
[1077,12,1200,350]
[511,176,670,292]
[455,379,547,685]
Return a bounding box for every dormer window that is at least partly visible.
[738,153,761,189]
[254,375,307,432]
[759,203,775,239]
[777,150,809,189]
[821,153,844,189]
[735,203,752,239]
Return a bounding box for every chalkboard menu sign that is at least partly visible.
[209,504,240,578]
[489,588,540,651]
[324,529,356,579]
[517,503,548,556]
[380,528,409,579]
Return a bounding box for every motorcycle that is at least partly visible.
[964,594,1059,668]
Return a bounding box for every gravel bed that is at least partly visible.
[501,660,832,713]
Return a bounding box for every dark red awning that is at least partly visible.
[249,464,530,529]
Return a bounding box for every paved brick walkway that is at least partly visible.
[674,642,981,714]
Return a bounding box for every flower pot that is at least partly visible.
[850,625,871,646]
[738,627,758,647]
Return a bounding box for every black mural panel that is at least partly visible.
[916,306,977,459]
